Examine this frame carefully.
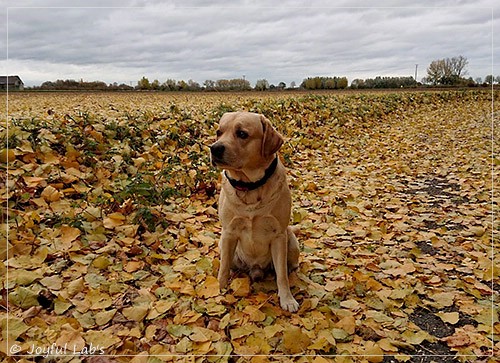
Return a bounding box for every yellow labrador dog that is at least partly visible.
[210,111,300,312]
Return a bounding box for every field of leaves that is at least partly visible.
[1,90,498,362]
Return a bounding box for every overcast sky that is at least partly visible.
[1,0,498,87]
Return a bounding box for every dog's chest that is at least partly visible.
[231,215,281,267]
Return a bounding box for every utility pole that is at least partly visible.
[414,64,418,83]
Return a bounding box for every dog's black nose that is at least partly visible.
[210,143,225,159]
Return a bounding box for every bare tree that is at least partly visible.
[448,55,468,78]
[426,56,468,85]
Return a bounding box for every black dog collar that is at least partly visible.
[225,157,279,192]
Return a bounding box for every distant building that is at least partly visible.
[0,75,24,90]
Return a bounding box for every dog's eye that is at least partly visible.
[236,130,248,139]
[216,130,222,138]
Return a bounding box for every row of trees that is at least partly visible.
[300,76,349,90]
[480,75,500,85]
[25,55,499,91]
[351,76,417,89]
[139,76,350,91]
[32,76,349,91]
[137,77,254,91]
[135,73,499,91]
[37,79,134,91]
[30,75,499,92]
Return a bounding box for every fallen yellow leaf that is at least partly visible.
[282,325,311,354]
[196,275,220,298]
[229,277,251,297]
[436,311,460,325]
[41,185,61,202]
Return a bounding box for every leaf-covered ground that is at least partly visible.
[1,90,498,362]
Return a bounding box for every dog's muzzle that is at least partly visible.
[210,143,225,165]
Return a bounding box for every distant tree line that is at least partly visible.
[479,75,500,85]
[350,76,416,89]
[35,79,134,91]
[301,76,348,90]
[22,55,500,92]
[137,77,254,91]
[31,77,291,92]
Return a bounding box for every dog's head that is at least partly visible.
[210,112,283,173]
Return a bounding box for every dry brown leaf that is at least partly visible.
[56,323,86,351]
[229,277,251,297]
[436,312,460,325]
[282,325,311,354]
[196,276,220,298]
[41,185,61,202]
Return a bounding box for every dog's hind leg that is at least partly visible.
[286,226,300,271]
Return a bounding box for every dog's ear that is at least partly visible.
[260,115,284,157]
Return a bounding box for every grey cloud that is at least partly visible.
[1,0,498,86]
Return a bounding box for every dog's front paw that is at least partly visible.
[218,271,229,289]
[280,296,299,313]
